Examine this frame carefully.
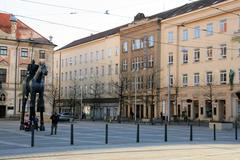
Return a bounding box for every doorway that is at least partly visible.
[0,105,6,118]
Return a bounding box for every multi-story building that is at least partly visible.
[0,13,56,118]
[54,26,122,120]
[160,0,240,122]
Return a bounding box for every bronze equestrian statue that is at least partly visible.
[20,60,48,131]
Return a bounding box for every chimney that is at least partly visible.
[10,14,17,39]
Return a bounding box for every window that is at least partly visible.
[194,73,200,86]
[108,48,112,58]
[220,19,227,32]
[69,71,72,80]
[61,72,64,81]
[206,72,213,84]
[21,48,28,57]
[182,74,188,87]
[168,32,173,43]
[207,47,213,60]
[90,52,93,62]
[65,72,68,81]
[39,50,45,59]
[79,55,82,64]
[108,65,112,75]
[148,35,154,47]
[148,55,154,67]
[136,57,140,69]
[79,69,82,80]
[74,56,77,65]
[194,26,200,39]
[0,46,7,55]
[96,67,99,77]
[96,51,99,61]
[20,70,27,82]
[169,75,173,87]
[194,49,200,62]
[90,67,93,77]
[168,52,173,65]
[74,70,77,79]
[122,59,127,71]
[101,50,104,59]
[84,53,88,63]
[220,70,227,84]
[69,57,72,65]
[0,69,7,83]
[61,59,64,67]
[115,64,118,75]
[183,29,188,41]
[122,41,128,53]
[56,61,58,68]
[85,68,88,78]
[206,23,213,36]
[55,73,58,81]
[115,47,120,56]
[101,66,104,76]
[182,49,188,64]
[132,58,136,70]
[220,44,227,58]
[147,75,153,89]
[65,58,68,67]
[132,39,143,50]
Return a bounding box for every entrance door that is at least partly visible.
[193,100,199,119]
[219,100,226,121]
[0,105,6,118]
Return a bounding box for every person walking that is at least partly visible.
[50,112,59,135]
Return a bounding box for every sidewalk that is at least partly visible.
[1,142,240,160]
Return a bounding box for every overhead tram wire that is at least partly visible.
[1,9,239,53]
[18,0,131,19]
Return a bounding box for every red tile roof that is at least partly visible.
[0,13,55,45]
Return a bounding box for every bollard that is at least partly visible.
[190,124,193,141]
[31,125,34,147]
[105,124,108,144]
[136,124,140,143]
[235,122,238,140]
[71,124,74,145]
[213,124,216,141]
[164,123,167,142]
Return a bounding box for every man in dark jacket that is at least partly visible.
[50,112,59,135]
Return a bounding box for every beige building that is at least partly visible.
[54,27,122,120]
[0,13,56,118]
[160,0,240,122]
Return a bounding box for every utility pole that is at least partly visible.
[167,64,171,122]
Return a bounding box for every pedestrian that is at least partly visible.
[50,112,59,135]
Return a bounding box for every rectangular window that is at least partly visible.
[96,67,99,77]
[194,73,200,86]
[168,32,173,43]
[21,48,28,57]
[182,49,188,64]
[148,55,154,68]
[122,59,127,71]
[56,61,58,68]
[74,56,77,65]
[206,23,213,36]
[220,70,227,84]
[80,55,82,64]
[122,41,128,53]
[20,70,27,82]
[79,69,82,80]
[0,69,7,83]
[182,74,188,87]
[206,71,213,84]
[102,66,104,76]
[96,51,99,61]
[183,29,188,41]
[147,75,153,89]
[65,58,68,67]
[101,50,104,59]
[132,39,143,50]
[74,70,77,79]
[69,57,72,65]
[61,72,64,81]
[84,53,88,63]
[115,47,120,56]
[39,50,45,59]
[220,44,227,58]
[90,67,93,77]
[194,26,200,39]
[207,47,213,60]
[115,64,118,75]
[220,19,227,32]
[69,71,72,80]
[194,49,200,62]
[0,46,7,56]
[148,35,154,47]
[108,65,112,75]
[85,68,88,78]
[90,52,93,62]
[168,52,173,65]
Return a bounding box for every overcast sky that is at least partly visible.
[1,0,191,49]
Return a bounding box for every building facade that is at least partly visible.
[54,27,122,120]
[160,0,240,122]
[0,13,56,118]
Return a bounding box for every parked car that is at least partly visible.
[58,112,74,122]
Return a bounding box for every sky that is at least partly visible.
[1,0,191,49]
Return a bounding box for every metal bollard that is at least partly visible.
[71,124,74,145]
[164,124,167,142]
[213,124,216,141]
[136,124,140,143]
[31,125,34,147]
[105,124,108,144]
[190,124,193,141]
[235,122,238,140]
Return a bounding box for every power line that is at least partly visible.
[18,0,131,19]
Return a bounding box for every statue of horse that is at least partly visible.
[20,60,48,131]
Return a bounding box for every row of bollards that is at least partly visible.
[30,122,238,147]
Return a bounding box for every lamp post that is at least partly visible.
[167,64,171,123]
